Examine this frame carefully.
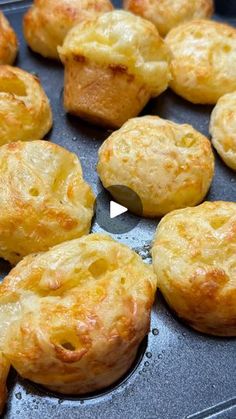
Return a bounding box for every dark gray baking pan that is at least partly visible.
[0,1,236,418]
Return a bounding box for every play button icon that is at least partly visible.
[110,201,128,219]
[95,185,143,234]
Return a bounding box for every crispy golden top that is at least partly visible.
[59,10,172,96]
[0,65,52,145]
[23,0,113,59]
[124,0,213,36]
[152,201,236,336]
[0,12,18,65]
[0,140,95,264]
[0,234,157,398]
[97,116,214,217]
[210,91,236,171]
[166,20,236,104]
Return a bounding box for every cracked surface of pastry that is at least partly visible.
[23,0,113,59]
[0,233,157,411]
[0,140,95,265]
[0,12,18,65]
[166,20,236,104]
[152,201,236,336]
[0,65,52,145]
[210,91,236,171]
[59,11,171,127]
[97,116,215,217]
[124,0,213,37]
[59,10,171,98]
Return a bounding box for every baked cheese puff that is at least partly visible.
[124,0,213,37]
[0,65,52,145]
[166,20,236,104]
[23,0,113,60]
[152,201,236,336]
[58,10,172,128]
[97,116,214,217]
[0,234,157,413]
[210,91,236,171]
[0,140,95,265]
[0,12,18,65]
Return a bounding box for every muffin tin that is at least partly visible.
[1,1,236,418]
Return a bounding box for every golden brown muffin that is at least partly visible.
[23,0,113,60]
[0,234,157,413]
[152,201,236,336]
[210,92,236,171]
[0,12,18,65]
[124,0,214,37]
[166,20,236,104]
[0,65,52,145]
[97,116,215,217]
[0,140,95,265]
[59,10,172,128]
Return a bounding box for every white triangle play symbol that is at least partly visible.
[110,201,128,219]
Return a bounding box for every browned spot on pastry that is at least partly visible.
[55,345,88,363]
[6,142,21,151]
[226,221,236,241]
[73,55,86,63]
[108,64,128,74]
[57,214,78,230]
[190,268,229,297]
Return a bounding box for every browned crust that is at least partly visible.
[0,234,156,399]
[23,0,113,59]
[124,0,214,36]
[63,59,151,128]
[152,201,236,336]
[0,12,18,65]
